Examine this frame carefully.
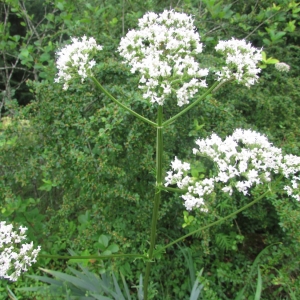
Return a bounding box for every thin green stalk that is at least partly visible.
[90,76,157,128]
[155,189,271,255]
[144,105,163,300]
[162,81,219,127]
[38,253,146,260]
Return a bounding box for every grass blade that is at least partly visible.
[254,267,262,300]
[189,278,203,300]
[7,287,18,300]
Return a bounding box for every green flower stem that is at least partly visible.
[90,76,157,128]
[38,253,146,260]
[154,189,271,255]
[162,81,219,127]
[144,105,163,300]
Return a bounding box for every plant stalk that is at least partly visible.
[91,76,157,128]
[155,189,271,254]
[162,81,219,127]
[38,253,146,260]
[144,105,163,300]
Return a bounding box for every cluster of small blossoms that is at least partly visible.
[118,10,209,106]
[0,221,41,281]
[165,129,300,211]
[55,36,102,90]
[275,62,290,73]
[215,38,262,87]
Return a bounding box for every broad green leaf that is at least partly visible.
[40,52,51,62]
[107,244,119,253]
[56,2,64,10]
[98,234,109,248]
[78,211,90,224]
[266,58,279,64]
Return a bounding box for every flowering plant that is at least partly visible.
[0,221,40,281]
[52,10,300,299]
[215,38,262,87]
[165,129,300,211]
[275,62,290,72]
[54,36,102,90]
[118,10,209,106]
[6,8,298,300]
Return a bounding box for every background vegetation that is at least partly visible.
[1,0,300,298]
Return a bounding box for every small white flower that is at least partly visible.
[275,62,290,72]
[215,38,262,87]
[0,222,41,281]
[222,186,233,195]
[165,128,300,211]
[118,10,208,106]
[55,35,102,90]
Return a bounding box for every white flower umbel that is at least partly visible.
[215,38,262,87]
[275,62,290,73]
[118,10,209,106]
[165,129,300,211]
[55,35,102,90]
[0,221,41,281]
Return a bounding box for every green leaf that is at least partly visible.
[39,267,97,291]
[107,244,119,253]
[20,49,29,58]
[6,287,18,300]
[191,169,198,177]
[67,249,91,266]
[189,278,203,300]
[39,52,51,62]
[85,3,93,10]
[120,272,132,300]
[284,20,296,32]
[266,58,279,64]
[98,234,109,248]
[254,267,262,300]
[78,211,90,224]
[56,2,64,10]
[110,17,118,26]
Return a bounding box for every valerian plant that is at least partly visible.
[1,9,299,300]
[0,222,40,282]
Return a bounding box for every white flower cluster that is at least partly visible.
[55,35,102,90]
[275,62,290,73]
[165,129,300,211]
[0,221,41,281]
[215,38,262,87]
[118,10,209,106]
